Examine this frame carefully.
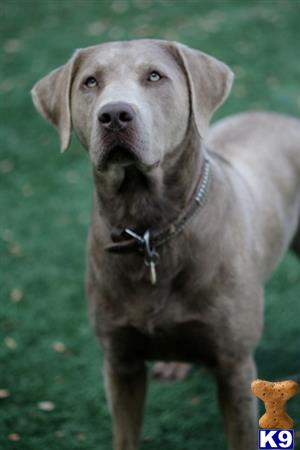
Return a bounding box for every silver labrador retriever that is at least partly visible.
[31,39,300,450]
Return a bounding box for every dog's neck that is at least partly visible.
[93,135,206,234]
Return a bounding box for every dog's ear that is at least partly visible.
[31,50,81,152]
[171,42,234,139]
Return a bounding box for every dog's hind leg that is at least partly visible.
[151,361,192,381]
[104,359,147,450]
[291,218,300,258]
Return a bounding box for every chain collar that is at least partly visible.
[104,157,211,284]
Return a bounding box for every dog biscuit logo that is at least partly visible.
[251,379,299,449]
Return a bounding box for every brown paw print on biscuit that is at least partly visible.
[251,379,299,429]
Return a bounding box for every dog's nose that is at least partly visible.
[98,102,135,131]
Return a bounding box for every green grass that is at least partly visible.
[0,0,300,448]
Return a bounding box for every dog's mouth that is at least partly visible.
[98,144,160,172]
[98,145,139,170]
[106,145,138,165]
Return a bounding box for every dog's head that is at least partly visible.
[31,40,233,174]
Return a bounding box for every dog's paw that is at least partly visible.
[151,362,192,382]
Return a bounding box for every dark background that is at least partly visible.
[1,1,300,448]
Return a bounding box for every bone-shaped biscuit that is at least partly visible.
[251,379,299,429]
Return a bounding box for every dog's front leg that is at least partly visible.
[216,354,258,450]
[104,359,147,450]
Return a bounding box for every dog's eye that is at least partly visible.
[84,77,98,88]
[147,71,162,82]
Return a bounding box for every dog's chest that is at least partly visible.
[102,261,202,330]
[107,313,219,366]
[91,240,222,334]
[88,228,227,364]
[98,271,220,363]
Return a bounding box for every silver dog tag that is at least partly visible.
[149,261,157,285]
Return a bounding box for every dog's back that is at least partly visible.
[207,111,300,275]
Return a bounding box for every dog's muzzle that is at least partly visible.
[100,144,139,169]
